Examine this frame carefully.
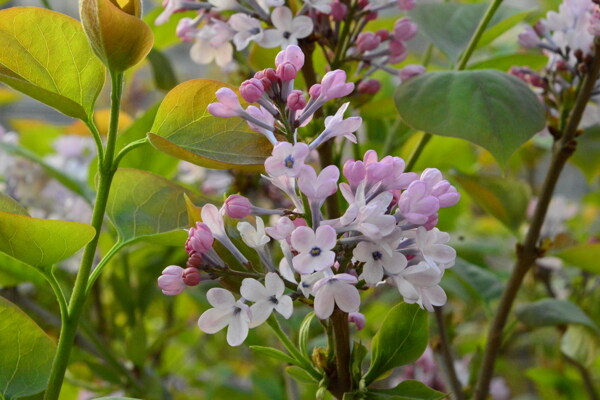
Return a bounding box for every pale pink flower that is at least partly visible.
[353,240,408,285]
[309,103,362,150]
[261,7,314,48]
[158,265,185,296]
[275,45,305,70]
[265,142,310,177]
[319,70,355,101]
[208,88,244,118]
[229,14,264,50]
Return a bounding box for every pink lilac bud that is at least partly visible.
[158,265,185,296]
[357,32,381,52]
[224,194,253,219]
[518,27,541,48]
[240,78,265,103]
[264,68,279,82]
[319,70,354,100]
[357,79,381,95]
[276,62,298,81]
[186,222,214,256]
[183,267,202,286]
[348,312,366,330]
[376,29,389,41]
[365,11,378,21]
[358,0,369,9]
[343,159,366,187]
[176,18,196,42]
[208,88,244,118]
[330,0,348,21]
[533,20,548,37]
[309,84,322,98]
[275,45,305,70]
[389,40,408,63]
[287,90,307,111]
[398,180,440,224]
[393,18,418,41]
[397,0,415,10]
[423,214,439,230]
[399,64,426,80]
[187,253,203,268]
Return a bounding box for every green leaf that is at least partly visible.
[477,9,533,49]
[555,243,600,274]
[570,125,600,183]
[106,168,206,246]
[0,142,94,203]
[249,346,298,365]
[115,104,180,177]
[515,299,599,333]
[408,3,523,62]
[449,258,504,303]
[0,194,28,216]
[0,7,105,120]
[148,79,272,171]
[468,53,548,72]
[0,296,56,399]
[0,211,95,268]
[394,70,546,165]
[93,397,142,400]
[351,341,368,384]
[0,253,45,288]
[147,49,178,91]
[560,325,600,368]
[367,380,447,400]
[364,303,428,385]
[453,171,531,233]
[285,365,318,384]
[298,312,316,356]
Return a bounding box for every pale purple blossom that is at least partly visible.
[309,103,363,150]
[158,265,185,296]
[261,7,314,48]
[229,14,264,50]
[265,142,310,177]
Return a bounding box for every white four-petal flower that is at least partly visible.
[241,272,293,327]
[291,225,337,274]
[260,7,314,48]
[312,273,361,319]
[198,288,252,346]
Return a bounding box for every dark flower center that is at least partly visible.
[250,27,261,35]
[310,247,322,257]
[372,251,383,261]
[283,31,291,39]
[284,154,295,169]
[269,295,279,304]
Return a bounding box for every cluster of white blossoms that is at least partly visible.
[158,46,459,346]
[155,0,421,92]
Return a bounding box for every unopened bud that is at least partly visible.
[357,79,381,95]
[399,64,425,80]
[330,0,347,21]
[240,78,265,103]
[224,194,252,219]
[376,29,389,41]
[357,32,381,52]
[276,62,298,81]
[309,83,322,98]
[348,312,366,330]
[183,267,201,286]
[287,90,307,110]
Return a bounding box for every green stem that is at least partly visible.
[42,268,68,323]
[456,0,504,70]
[85,119,105,167]
[86,241,126,296]
[329,308,352,399]
[473,39,600,400]
[44,72,124,400]
[406,0,503,170]
[112,137,148,170]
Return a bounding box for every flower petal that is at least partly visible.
[227,307,250,346]
[265,272,285,296]
[206,287,236,308]
[291,226,316,253]
[241,278,269,302]
[275,295,294,319]
[249,301,274,328]
[198,307,232,334]
[314,287,335,319]
[271,6,293,30]
[332,282,360,313]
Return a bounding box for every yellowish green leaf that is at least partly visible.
[0,7,105,120]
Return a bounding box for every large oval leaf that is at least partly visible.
[0,7,105,120]
[516,299,599,333]
[106,168,206,245]
[556,243,600,274]
[148,79,272,171]
[364,303,428,385]
[0,211,96,268]
[408,3,526,62]
[394,70,546,165]
[453,171,531,234]
[0,296,56,399]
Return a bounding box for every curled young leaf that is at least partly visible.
[80,0,154,72]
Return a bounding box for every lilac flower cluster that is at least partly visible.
[512,0,600,106]
[156,0,423,90]
[157,46,459,347]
